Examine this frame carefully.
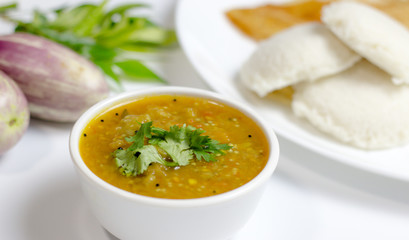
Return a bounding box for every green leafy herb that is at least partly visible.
[115,60,164,82]
[154,125,195,166]
[114,122,232,176]
[0,3,16,13]
[0,1,177,89]
[125,121,153,150]
[115,145,173,176]
[189,128,232,162]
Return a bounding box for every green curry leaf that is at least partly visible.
[115,60,164,82]
[0,3,17,13]
[0,0,177,88]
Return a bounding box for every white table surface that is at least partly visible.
[1,0,409,239]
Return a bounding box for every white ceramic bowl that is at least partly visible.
[69,86,279,240]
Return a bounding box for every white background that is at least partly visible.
[1,0,409,239]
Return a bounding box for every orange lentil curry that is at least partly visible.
[79,95,269,199]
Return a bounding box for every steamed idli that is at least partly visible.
[240,22,360,97]
[292,60,409,149]
[322,1,409,85]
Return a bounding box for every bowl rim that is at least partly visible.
[69,86,279,208]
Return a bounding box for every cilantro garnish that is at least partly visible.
[114,122,232,176]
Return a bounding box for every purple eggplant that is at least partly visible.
[0,70,29,154]
[0,33,109,122]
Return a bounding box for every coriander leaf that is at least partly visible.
[115,148,137,176]
[189,130,232,162]
[135,145,167,174]
[149,126,167,145]
[126,121,153,150]
[151,126,167,138]
[115,145,168,176]
[157,137,193,166]
[152,125,193,166]
[192,149,212,162]
[113,122,231,176]
[168,125,189,142]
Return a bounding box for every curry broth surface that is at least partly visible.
[79,95,269,199]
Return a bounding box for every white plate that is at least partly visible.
[176,0,409,182]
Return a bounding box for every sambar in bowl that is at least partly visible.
[69,86,279,240]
